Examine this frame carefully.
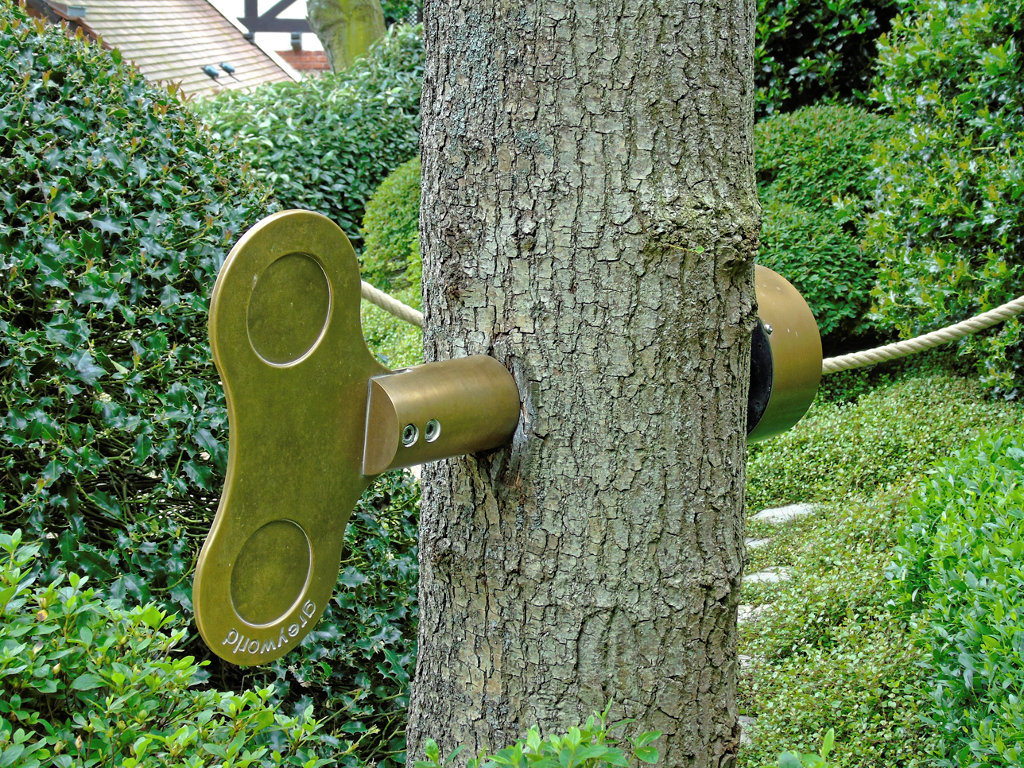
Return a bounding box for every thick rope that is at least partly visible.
[822,294,1024,375]
[360,280,423,328]
[358,278,1024,377]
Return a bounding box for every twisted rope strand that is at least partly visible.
[358,278,1024,377]
[821,294,1024,375]
[360,280,423,328]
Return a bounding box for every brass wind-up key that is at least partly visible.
[193,210,520,666]
[193,209,821,666]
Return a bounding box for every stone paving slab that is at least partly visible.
[751,502,816,525]
[738,604,767,625]
[738,715,757,747]
[743,566,794,585]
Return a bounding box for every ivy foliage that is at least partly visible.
[0,1,272,596]
[197,24,423,248]
[755,0,899,117]
[755,105,898,346]
[889,431,1024,767]
[866,0,1024,396]
[0,529,329,768]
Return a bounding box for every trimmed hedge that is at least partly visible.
[889,431,1024,767]
[197,24,423,248]
[867,0,1024,396]
[755,105,899,345]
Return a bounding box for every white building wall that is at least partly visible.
[209,0,324,53]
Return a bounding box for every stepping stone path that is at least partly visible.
[738,503,818,750]
[742,566,793,585]
[750,502,816,525]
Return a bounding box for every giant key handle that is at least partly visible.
[193,209,821,666]
[193,210,520,665]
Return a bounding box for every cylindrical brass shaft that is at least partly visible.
[362,356,521,475]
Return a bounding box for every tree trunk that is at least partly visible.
[307,0,386,72]
[408,1,759,766]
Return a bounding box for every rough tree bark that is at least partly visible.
[408,1,758,766]
[306,0,386,72]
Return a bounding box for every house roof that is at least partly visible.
[43,0,299,97]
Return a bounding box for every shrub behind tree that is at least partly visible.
[866,0,1024,396]
[197,24,423,249]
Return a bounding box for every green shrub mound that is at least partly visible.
[889,431,1024,767]
[361,294,424,370]
[381,0,420,25]
[198,24,423,248]
[867,0,1024,396]
[360,155,421,293]
[755,105,899,346]
[358,155,423,370]
[0,2,272,598]
[0,530,328,768]
[759,202,869,344]
[754,0,898,117]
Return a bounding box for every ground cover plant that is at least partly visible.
[197,23,423,249]
[890,431,1024,766]
[739,360,1024,767]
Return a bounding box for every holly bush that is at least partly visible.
[755,0,899,117]
[197,24,423,249]
[0,8,422,765]
[866,0,1024,396]
[0,0,272,599]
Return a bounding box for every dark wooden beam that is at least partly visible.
[238,0,311,34]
